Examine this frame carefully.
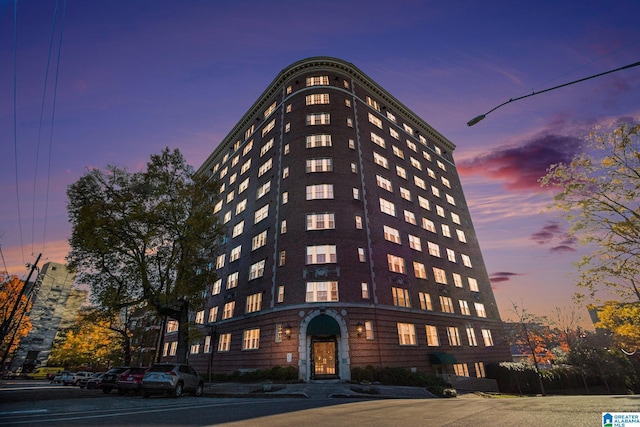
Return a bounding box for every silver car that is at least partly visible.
[141,363,203,398]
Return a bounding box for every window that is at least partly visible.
[376,175,393,192]
[218,334,231,351]
[403,210,416,225]
[433,267,448,284]
[169,341,177,356]
[286,104,292,113]
[446,194,456,206]
[418,196,430,211]
[441,176,451,188]
[468,277,480,292]
[282,167,289,179]
[252,230,268,250]
[440,296,455,313]
[279,250,286,266]
[387,254,406,274]
[223,211,232,224]
[456,229,467,243]
[371,132,386,148]
[366,95,381,111]
[368,112,383,129]
[437,160,447,171]
[431,185,440,198]
[306,134,332,148]
[256,181,271,199]
[254,204,269,224]
[399,187,411,201]
[229,172,237,184]
[474,302,487,318]
[482,329,494,346]
[413,261,427,279]
[258,158,272,177]
[277,285,285,303]
[358,247,366,262]
[466,325,477,346]
[447,326,461,346]
[453,273,463,288]
[230,245,242,262]
[379,198,396,216]
[392,145,404,159]
[386,111,397,122]
[427,168,436,179]
[414,175,426,190]
[249,260,266,280]
[423,150,431,160]
[373,152,389,168]
[216,254,226,269]
[390,127,400,140]
[352,188,360,200]
[194,310,205,324]
[306,245,337,264]
[246,293,262,313]
[243,328,260,350]
[306,281,339,302]
[306,184,334,200]
[406,140,417,152]
[475,362,486,378]
[419,292,432,310]
[428,242,441,257]
[383,225,401,244]
[306,75,329,86]
[212,279,221,295]
[361,282,369,299]
[306,212,335,230]
[226,272,238,289]
[239,177,249,193]
[222,302,235,320]
[396,165,407,179]
[364,320,374,340]
[355,215,363,229]
[459,300,471,315]
[462,254,473,268]
[281,219,287,234]
[350,162,357,173]
[284,144,289,154]
[446,248,456,263]
[426,325,439,346]
[422,218,436,233]
[453,363,469,377]
[408,235,422,251]
[397,323,416,345]
[213,200,223,214]
[306,158,333,172]
[441,224,451,237]
[264,100,277,117]
[166,320,178,333]
[275,323,283,343]
[225,190,235,204]
[260,138,274,156]
[219,166,228,179]
[403,123,414,135]
[235,199,247,215]
[282,192,288,204]
[208,306,218,323]
[451,212,461,225]
[306,113,330,125]
[204,336,212,353]
[242,140,253,156]
[346,118,353,127]
[305,93,329,105]
[241,159,251,175]
[392,287,411,307]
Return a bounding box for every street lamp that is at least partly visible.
[467,61,640,126]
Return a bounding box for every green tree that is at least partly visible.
[540,120,640,302]
[66,148,223,363]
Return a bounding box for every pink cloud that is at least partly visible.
[530,221,578,253]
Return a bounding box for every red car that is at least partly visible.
[117,367,148,395]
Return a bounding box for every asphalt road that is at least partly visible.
[1,381,639,426]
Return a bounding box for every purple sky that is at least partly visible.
[2,0,639,326]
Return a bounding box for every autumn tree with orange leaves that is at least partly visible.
[0,273,32,365]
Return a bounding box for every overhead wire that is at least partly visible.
[12,0,25,265]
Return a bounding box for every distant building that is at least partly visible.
[161,57,511,381]
[128,305,162,367]
[10,262,85,372]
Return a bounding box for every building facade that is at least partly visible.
[162,57,511,381]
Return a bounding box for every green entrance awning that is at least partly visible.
[307,314,341,336]
[429,352,458,365]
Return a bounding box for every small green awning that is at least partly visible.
[307,314,341,336]
[429,352,458,365]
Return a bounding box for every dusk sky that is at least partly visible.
[2,0,639,327]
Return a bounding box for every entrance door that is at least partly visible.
[312,339,337,379]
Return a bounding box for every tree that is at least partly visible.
[66,148,223,363]
[592,301,640,354]
[540,119,640,302]
[0,274,32,366]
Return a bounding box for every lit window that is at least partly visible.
[414,176,426,190]
[353,188,360,199]
[422,218,436,233]
[213,200,223,214]
[346,118,353,127]
[306,76,329,86]
[475,303,487,318]
[475,362,486,378]
[243,328,260,350]
[223,210,232,224]
[254,204,269,224]
[397,323,416,345]
[446,249,456,263]
[400,187,411,201]
[348,139,355,149]
[252,230,268,250]
[222,302,235,320]
[431,186,440,198]
[306,184,334,200]
[212,279,221,295]
[422,150,431,160]
[235,199,247,215]
[305,281,339,302]
[462,254,472,268]
[208,306,218,323]
[361,282,369,299]
[238,177,249,193]
[387,254,406,274]
[408,235,422,251]
[218,333,231,352]
[364,321,374,340]
[403,123,414,135]
[166,320,179,333]
[306,245,337,264]
[392,145,404,159]
[403,210,416,225]
[437,160,447,171]
[466,325,477,346]
[358,247,366,262]
[219,167,228,179]
[355,215,363,229]
[169,341,177,356]
[306,134,332,148]
[441,177,451,188]
[282,167,289,179]
[226,272,238,289]
[406,140,417,152]
[451,212,461,224]
[305,93,329,105]
[426,325,439,346]
[350,162,357,173]
[427,168,436,179]
[427,242,440,257]
[456,229,467,243]
[264,101,277,118]
[286,104,292,112]
[216,254,226,269]
[442,224,451,237]
[433,267,447,284]
[459,300,471,315]
[368,112,383,129]
[246,293,262,313]
[376,175,392,192]
[383,225,401,244]
[440,296,455,313]
[371,132,386,148]
[392,287,411,307]
[226,190,235,203]
[386,111,397,122]
[229,245,242,262]
[249,260,266,280]
[282,192,288,204]
[446,194,456,206]
[277,285,285,303]
[482,329,494,346]
[373,152,389,168]
[453,363,469,377]
[279,251,286,266]
[261,119,275,137]
[410,157,421,170]
[242,140,253,156]
[396,165,407,179]
[419,292,432,310]
[229,172,237,184]
[258,158,273,177]
[366,96,381,111]
[284,144,289,154]
[204,336,212,353]
[281,219,287,234]
[306,113,331,125]
[195,310,205,324]
[418,196,430,211]
[379,198,396,216]
[468,277,479,292]
[306,212,335,230]
[447,326,461,346]
[413,261,427,279]
[389,127,400,140]
[306,158,333,172]
[453,273,463,288]
[260,138,274,157]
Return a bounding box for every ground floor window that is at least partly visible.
[243,328,260,350]
[453,363,469,377]
[397,322,416,345]
[475,362,486,378]
[218,333,231,352]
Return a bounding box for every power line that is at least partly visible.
[12,0,25,265]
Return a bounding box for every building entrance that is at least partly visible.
[311,338,337,378]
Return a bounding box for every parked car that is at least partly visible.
[117,367,148,395]
[101,367,130,394]
[80,372,103,389]
[71,371,93,386]
[61,371,76,385]
[141,363,203,398]
[85,372,105,389]
[52,371,71,384]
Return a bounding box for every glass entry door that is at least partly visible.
[312,339,337,378]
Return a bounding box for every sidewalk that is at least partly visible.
[203,381,439,399]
